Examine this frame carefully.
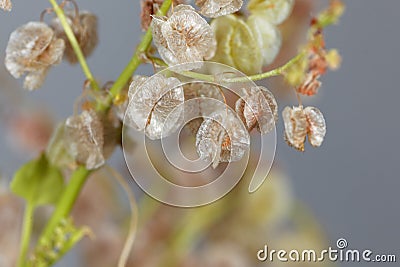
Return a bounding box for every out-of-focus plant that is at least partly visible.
[0,0,345,266]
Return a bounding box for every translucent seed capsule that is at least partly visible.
[247,14,282,65]
[51,11,98,64]
[5,22,65,90]
[282,106,307,151]
[196,109,250,168]
[247,0,294,25]
[195,0,243,18]
[304,106,326,147]
[127,75,184,140]
[0,0,12,11]
[64,110,105,170]
[151,5,216,68]
[211,15,263,75]
[235,86,278,135]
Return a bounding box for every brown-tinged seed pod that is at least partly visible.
[235,86,278,135]
[282,106,307,151]
[196,109,250,168]
[151,5,216,68]
[64,110,105,170]
[5,22,65,90]
[195,0,243,18]
[0,0,12,11]
[51,11,98,64]
[126,75,184,140]
[247,0,294,25]
[304,106,326,147]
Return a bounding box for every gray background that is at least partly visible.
[1,1,399,266]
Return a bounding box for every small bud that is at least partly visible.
[51,11,98,64]
[151,5,216,68]
[0,0,12,11]
[247,0,294,25]
[195,0,243,18]
[64,110,105,170]
[5,22,65,90]
[196,109,250,168]
[235,86,278,134]
[326,49,342,70]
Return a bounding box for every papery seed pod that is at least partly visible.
[183,83,225,134]
[5,22,65,90]
[304,106,326,147]
[195,0,243,18]
[247,0,294,25]
[196,109,250,168]
[211,15,263,75]
[127,75,184,139]
[247,14,282,65]
[51,11,98,64]
[151,5,216,68]
[0,0,12,11]
[64,110,105,170]
[235,86,278,135]
[282,106,307,151]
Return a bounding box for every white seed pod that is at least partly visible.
[127,75,184,140]
[5,22,65,90]
[196,109,250,168]
[304,106,326,147]
[247,0,294,25]
[235,86,278,135]
[64,110,105,170]
[247,14,282,65]
[211,14,263,75]
[51,11,98,64]
[0,0,12,11]
[282,106,307,151]
[151,5,216,68]
[195,0,243,18]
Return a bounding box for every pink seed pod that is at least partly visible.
[64,110,105,170]
[304,106,326,147]
[151,5,216,68]
[5,22,65,90]
[196,109,250,168]
[51,11,98,64]
[195,0,243,18]
[282,106,307,151]
[235,86,278,135]
[0,0,12,11]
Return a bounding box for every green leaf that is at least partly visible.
[10,153,65,207]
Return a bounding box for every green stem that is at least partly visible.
[48,0,100,91]
[148,52,305,84]
[103,0,173,109]
[40,166,91,239]
[17,203,34,267]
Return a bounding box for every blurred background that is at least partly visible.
[1,0,399,266]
